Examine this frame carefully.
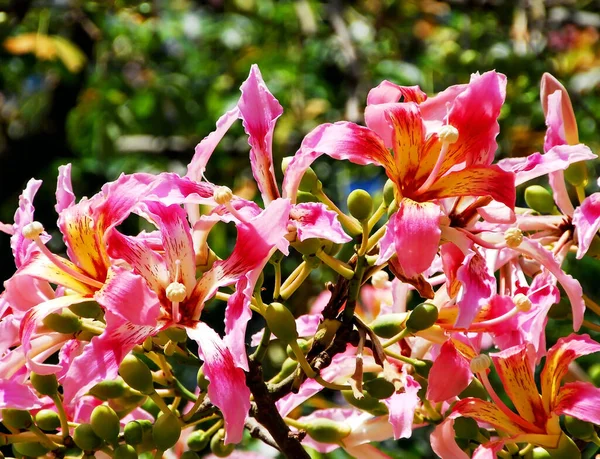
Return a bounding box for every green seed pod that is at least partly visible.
[197,368,210,392]
[531,447,552,459]
[142,398,160,418]
[298,167,321,193]
[370,313,406,338]
[113,444,138,459]
[69,301,103,319]
[90,405,120,442]
[564,161,588,187]
[73,423,103,451]
[164,326,188,343]
[2,409,32,429]
[406,303,439,332]
[264,302,298,345]
[286,339,310,360]
[341,391,388,416]
[181,452,201,459]
[30,372,58,396]
[564,415,595,440]
[12,442,50,457]
[383,179,395,207]
[453,417,480,440]
[363,377,396,400]
[139,419,156,451]
[305,418,352,443]
[524,185,555,214]
[187,429,210,451]
[152,414,181,451]
[545,433,580,458]
[347,189,373,221]
[210,429,235,457]
[296,191,319,203]
[123,421,143,445]
[281,157,293,173]
[387,198,399,216]
[34,409,61,431]
[293,238,323,255]
[119,354,154,394]
[153,332,170,346]
[589,363,600,386]
[89,379,127,400]
[42,309,82,334]
[321,240,342,256]
[413,360,434,378]
[459,378,488,400]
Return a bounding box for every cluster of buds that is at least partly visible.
[1,65,600,459]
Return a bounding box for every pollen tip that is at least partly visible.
[213,186,234,205]
[438,125,459,144]
[371,270,389,289]
[504,228,523,248]
[514,293,532,312]
[470,354,492,373]
[166,282,187,303]
[22,221,45,239]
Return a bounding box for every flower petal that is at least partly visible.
[289,202,351,243]
[541,73,578,146]
[553,381,600,424]
[55,163,76,214]
[187,322,250,444]
[573,192,600,259]
[224,274,254,372]
[0,380,43,410]
[451,398,525,436]
[367,81,427,105]
[427,340,472,402]
[455,251,496,328]
[430,419,470,459]
[386,372,420,439]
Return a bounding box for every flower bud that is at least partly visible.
[383,179,395,207]
[413,360,434,378]
[363,377,396,400]
[281,156,293,173]
[305,418,352,444]
[152,414,181,451]
[89,379,127,400]
[2,409,32,429]
[341,390,388,416]
[321,240,341,256]
[453,417,479,440]
[524,185,555,214]
[69,301,103,319]
[197,368,210,392]
[123,421,143,445]
[347,189,373,221]
[438,125,459,144]
[182,452,201,459]
[406,303,439,332]
[564,161,588,187]
[187,429,210,451]
[43,309,82,334]
[369,313,406,338]
[264,302,298,345]
[470,354,492,373]
[73,423,103,451]
[210,429,235,457]
[90,405,120,442]
[12,442,49,457]
[531,447,551,459]
[164,326,188,343]
[296,191,319,203]
[371,270,389,289]
[504,228,523,248]
[298,167,321,193]
[113,444,138,459]
[22,221,44,239]
[514,293,532,312]
[119,355,154,394]
[459,378,488,400]
[293,238,322,256]
[286,339,310,360]
[30,372,58,396]
[546,433,581,458]
[564,415,595,441]
[35,409,61,431]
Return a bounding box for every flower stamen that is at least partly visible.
[414,125,459,195]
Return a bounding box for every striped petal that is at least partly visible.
[553,381,600,424]
[430,419,470,459]
[55,163,75,214]
[427,340,472,402]
[451,398,525,436]
[573,192,600,259]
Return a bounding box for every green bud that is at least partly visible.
[264,302,298,345]
[30,372,58,396]
[293,238,323,255]
[414,360,434,378]
[12,442,50,457]
[197,368,210,392]
[153,332,170,346]
[453,417,479,440]
[152,414,181,451]
[34,409,61,431]
[296,191,319,203]
[363,377,395,400]
[281,156,293,173]
[139,419,156,451]
[89,379,126,400]
[532,447,552,459]
[142,398,160,418]
[113,444,138,459]
[321,239,342,256]
[124,421,144,445]
[210,429,235,457]
[342,391,388,416]
[43,309,82,334]
[164,326,188,343]
[564,415,595,440]
[298,167,321,193]
[119,354,154,394]
[545,433,580,458]
[69,301,103,319]
[564,161,588,187]
[370,313,406,338]
[347,189,373,221]
[524,185,555,214]
[286,339,310,360]
[73,423,103,451]
[383,179,395,207]
[187,429,210,451]
[181,452,201,459]
[2,409,32,429]
[459,378,488,400]
[589,363,600,386]
[305,418,352,443]
[406,303,439,332]
[90,405,120,442]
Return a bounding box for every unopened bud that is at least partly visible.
[564,415,596,441]
[113,444,138,459]
[298,167,321,193]
[281,156,293,173]
[293,238,322,256]
[187,429,210,451]
[164,327,188,343]
[347,189,373,221]
[13,442,49,457]
[119,355,154,394]
[22,221,44,239]
[197,368,210,392]
[514,293,532,312]
[459,378,488,400]
[210,428,235,457]
[73,423,103,451]
[43,309,82,334]
[383,179,395,207]
[296,191,319,203]
[453,417,479,440]
[406,303,439,332]
[504,228,523,248]
[182,452,201,459]
[438,125,459,144]
[34,409,61,431]
[371,270,389,289]
[342,390,388,416]
[166,282,187,302]
[305,418,352,443]
[264,302,298,345]
[30,372,58,396]
[370,313,406,338]
[90,405,120,442]
[2,409,32,429]
[524,185,555,214]
[69,301,103,319]
[470,354,492,373]
[564,161,588,187]
[364,377,396,400]
[152,414,181,451]
[532,447,551,459]
[123,421,143,445]
[213,186,234,205]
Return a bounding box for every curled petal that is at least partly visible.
[289,202,351,243]
[55,163,76,214]
[548,170,575,217]
[554,381,600,424]
[0,380,43,410]
[573,192,600,259]
[450,398,525,436]
[455,251,496,328]
[430,419,469,459]
[541,73,578,146]
[367,81,427,105]
[385,372,420,439]
[427,340,472,402]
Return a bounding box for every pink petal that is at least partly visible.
[289,202,351,243]
[239,64,282,204]
[224,274,255,372]
[420,83,468,124]
[385,372,421,439]
[548,170,575,217]
[55,164,76,214]
[146,172,216,206]
[543,90,568,151]
[455,251,496,328]
[472,441,506,459]
[0,380,43,410]
[477,200,516,224]
[554,381,600,424]
[187,322,250,444]
[366,81,427,105]
[427,340,472,402]
[187,107,240,182]
[430,419,469,459]
[276,379,323,418]
[573,192,600,259]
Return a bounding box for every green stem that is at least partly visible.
[50,394,70,439]
[182,393,206,422]
[367,200,387,232]
[366,224,387,252]
[383,349,427,368]
[288,340,316,378]
[357,220,370,256]
[314,189,362,235]
[252,325,271,362]
[273,261,282,300]
[173,377,199,402]
[315,249,354,279]
[28,424,60,450]
[382,328,411,348]
[280,262,313,300]
[148,392,181,424]
[342,256,366,323]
